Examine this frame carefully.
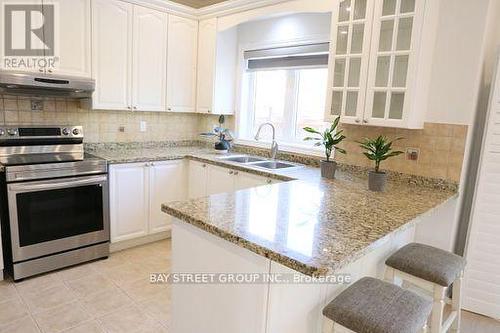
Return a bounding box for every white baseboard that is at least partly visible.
[110,231,171,253]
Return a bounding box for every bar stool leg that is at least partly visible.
[322,317,334,333]
[384,266,395,283]
[450,273,463,333]
[431,285,446,333]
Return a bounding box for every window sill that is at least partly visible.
[234,139,325,159]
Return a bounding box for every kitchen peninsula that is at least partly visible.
[159,149,456,333]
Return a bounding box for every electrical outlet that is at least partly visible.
[140,121,147,132]
[31,100,43,111]
[406,148,420,161]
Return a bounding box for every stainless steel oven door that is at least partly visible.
[7,175,109,262]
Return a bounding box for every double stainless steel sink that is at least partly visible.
[217,155,303,170]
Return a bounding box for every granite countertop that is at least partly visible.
[90,143,457,277]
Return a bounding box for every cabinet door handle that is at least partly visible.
[234,171,239,175]
[267,179,272,184]
[145,163,150,167]
[150,162,155,166]
[133,106,137,110]
[202,164,207,168]
[38,69,44,73]
[355,118,361,123]
[48,69,53,73]
[363,119,369,124]
[127,106,132,110]
[167,107,172,111]
[229,171,234,175]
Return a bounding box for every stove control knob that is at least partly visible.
[7,128,18,136]
[72,128,80,136]
[62,128,70,136]
[0,129,5,136]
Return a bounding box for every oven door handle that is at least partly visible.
[8,175,107,192]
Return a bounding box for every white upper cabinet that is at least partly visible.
[0,0,90,76]
[92,0,133,110]
[132,6,168,112]
[167,15,198,113]
[92,1,168,112]
[196,19,217,114]
[326,0,439,129]
[46,0,91,77]
[326,0,375,124]
[196,19,237,115]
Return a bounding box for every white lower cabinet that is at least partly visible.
[110,159,279,244]
[110,160,186,243]
[188,161,279,199]
[149,161,187,233]
[207,165,237,195]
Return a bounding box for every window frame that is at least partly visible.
[235,38,332,154]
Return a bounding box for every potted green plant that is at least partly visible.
[303,116,346,179]
[358,135,404,192]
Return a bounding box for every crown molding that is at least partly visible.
[128,0,293,19]
[195,0,292,19]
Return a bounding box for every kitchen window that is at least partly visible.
[239,43,330,148]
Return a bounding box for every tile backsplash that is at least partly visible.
[0,96,206,143]
[335,123,468,182]
[0,95,467,182]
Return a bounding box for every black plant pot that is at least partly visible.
[368,171,387,192]
[320,160,337,179]
[215,140,230,154]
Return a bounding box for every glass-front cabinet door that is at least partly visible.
[364,0,422,127]
[326,0,375,123]
[325,0,438,129]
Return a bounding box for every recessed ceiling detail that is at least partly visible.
[168,0,228,9]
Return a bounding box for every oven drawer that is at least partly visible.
[7,175,110,262]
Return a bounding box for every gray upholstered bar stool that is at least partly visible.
[385,243,466,333]
[322,277,432,333]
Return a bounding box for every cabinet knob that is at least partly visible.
[133,106,137,110]
[127,106,132,110]
[234,171,239,175]
[38,69,43,73]
[267,179,272,184]
[48,69,53,73]
[229,170,234,175]
[202,164,207,168]
[167,107,172,111]
[363,119,369,124]
[150,162,155,166]
[145,163,150,167]
[355,118,361,123]
[208,110,211,113]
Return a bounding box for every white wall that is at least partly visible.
[425,0,490,125]
[236,12,332,49]
[217,0,333,32]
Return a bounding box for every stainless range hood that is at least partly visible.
[0,71,95,99]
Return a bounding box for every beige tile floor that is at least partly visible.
[0,240,171,333]
[0,239,498,333]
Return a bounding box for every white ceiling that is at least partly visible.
[168,0,228,8]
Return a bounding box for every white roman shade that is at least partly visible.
[244,43,330,71]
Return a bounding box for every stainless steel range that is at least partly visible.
[0,126,109,281]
